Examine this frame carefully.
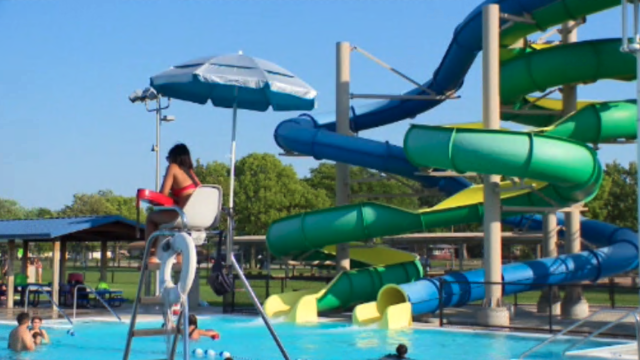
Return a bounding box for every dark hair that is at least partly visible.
[16,312,30,325]
[396,344,408,357]
[167,143,194,170]
[188,314,198,328]
[32,316,43,323]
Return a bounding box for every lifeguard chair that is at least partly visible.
[123,184,223,360]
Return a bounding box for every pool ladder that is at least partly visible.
[518,308,640,359]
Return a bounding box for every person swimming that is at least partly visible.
[29,316,49,344]
[32,332,43,346]
[381,344,409,360]
[187,314,219,341]
[8,312,35,352]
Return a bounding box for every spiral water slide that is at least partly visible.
[263,0,639,326]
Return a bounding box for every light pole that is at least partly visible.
[129,87,174,296]
[129,87,174,191]
[620,0,640,306]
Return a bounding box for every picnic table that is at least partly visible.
[60,287,125,308]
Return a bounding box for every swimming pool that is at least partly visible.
[0,315,629,360]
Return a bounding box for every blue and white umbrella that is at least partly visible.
[149,51,317,251]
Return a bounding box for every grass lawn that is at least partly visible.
[23,265,639,309]
[31,265,327,307]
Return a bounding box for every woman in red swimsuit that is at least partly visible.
[146,143,201,264]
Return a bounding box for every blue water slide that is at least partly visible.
[273,0,639,314]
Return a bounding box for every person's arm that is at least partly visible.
[41,329,50,343]
[21,332,35,351]
[160,165,176,197]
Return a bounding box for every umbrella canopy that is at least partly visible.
[150,53,317,112]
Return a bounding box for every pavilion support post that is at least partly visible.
[60,240,67,285]
[21,241,29,275]
[250,245,256,270]
[100,240,108,282]
[6,240,15,309]
[52,239,60,319]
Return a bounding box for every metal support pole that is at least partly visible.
[335,41,351,272]
[478,4,509,327]
[156,98,162,192]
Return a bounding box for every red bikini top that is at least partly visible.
[171,167,201,199]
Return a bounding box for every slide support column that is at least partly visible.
[561,209,589,318]
[537,212,561,315]
[477,3,509,327]
[559,20,589,319]
[335,41,351,272]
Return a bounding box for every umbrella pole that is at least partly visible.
[227,101,238,265]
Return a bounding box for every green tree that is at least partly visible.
[589,161,637,229]
[304,162,422,210]
[234,153,331,235]
[0,199,27,220]
[60,190,140,221]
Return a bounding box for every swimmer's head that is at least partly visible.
[188,314,198,328]
[16,312,29,326]
[33,332,42,345]
[396,344,408,358]
[31,316,43,328]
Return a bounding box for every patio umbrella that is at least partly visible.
[149,51,316,245]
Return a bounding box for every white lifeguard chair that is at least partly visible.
[123,185,223,360]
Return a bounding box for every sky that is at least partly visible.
[0,0,634,210]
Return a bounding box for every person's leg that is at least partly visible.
[145,211,179,264]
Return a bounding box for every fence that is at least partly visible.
[430,279,640,339]
[224,273,332,314]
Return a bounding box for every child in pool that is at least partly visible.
[32,332,43,346]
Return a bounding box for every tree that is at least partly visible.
[304,162,422,210]
[586,161,637,229]
[233,153,331,235]
[0,199,27,220]
[60,190,140,221]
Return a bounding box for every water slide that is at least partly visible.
[264,0,639,325]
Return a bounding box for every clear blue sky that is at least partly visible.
[0,0,633,210]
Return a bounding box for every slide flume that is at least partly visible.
[265,0,638,324]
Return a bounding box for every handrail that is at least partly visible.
[519,308,640,359]
[24,284,74,327]
[73,284,122,322]
[563,311,640,355]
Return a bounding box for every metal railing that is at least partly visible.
[72,284,122,322]
[24,284,74,327]
[519,308,640,359]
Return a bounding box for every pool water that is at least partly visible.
[0,315,628,360]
